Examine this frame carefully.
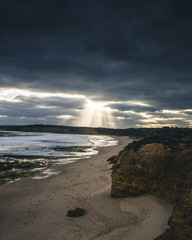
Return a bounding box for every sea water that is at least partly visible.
[0,131,118,165]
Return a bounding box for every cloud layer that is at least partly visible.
[0,0,192,128]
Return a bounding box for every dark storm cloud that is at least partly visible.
[0,0,192,127]
[108,103,157,112]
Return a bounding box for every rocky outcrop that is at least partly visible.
[111,133,192,239]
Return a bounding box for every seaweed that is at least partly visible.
[53,146,92,152]
[0,170,40,184]
[0,160,48,184]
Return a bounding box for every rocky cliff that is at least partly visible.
[111,130,192,239]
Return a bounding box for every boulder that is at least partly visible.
[67,208,86,217]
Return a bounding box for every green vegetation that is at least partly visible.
[0,145,93,185]
[0,160,47,184]
[2,154,51,160]
[0,170,40,184]
[0,160,47,171]
[53,146,92,152]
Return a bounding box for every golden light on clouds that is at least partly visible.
[76,100,116,128]
[56,115,76,120]
[1,88,192,128]
[108,100,151,107]
[0,88,86,102]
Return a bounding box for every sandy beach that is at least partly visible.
[0,136,173,240]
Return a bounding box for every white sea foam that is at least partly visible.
[0,131,118,165]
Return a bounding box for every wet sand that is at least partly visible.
[0,136,172,240]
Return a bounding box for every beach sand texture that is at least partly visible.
[0,136,172,240]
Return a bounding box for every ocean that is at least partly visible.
[0,131,118,180]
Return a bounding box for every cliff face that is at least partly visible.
[111,134,192,240]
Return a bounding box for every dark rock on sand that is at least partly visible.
[67,208,86,217]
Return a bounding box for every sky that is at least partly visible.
[0,0,192,128]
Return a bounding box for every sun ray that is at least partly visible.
[75,99,116,128]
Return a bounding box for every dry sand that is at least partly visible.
[0,136,173,240]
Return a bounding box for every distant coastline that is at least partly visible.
[0,124,191,138]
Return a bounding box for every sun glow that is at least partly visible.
[76,100,116,128]
[86,100,112,111]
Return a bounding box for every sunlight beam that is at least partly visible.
[75,99,116,128]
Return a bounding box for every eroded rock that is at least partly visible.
[111,133,192,239]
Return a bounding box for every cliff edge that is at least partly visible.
[111,129,192,239]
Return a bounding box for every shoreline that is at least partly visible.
[0,136,172,240]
